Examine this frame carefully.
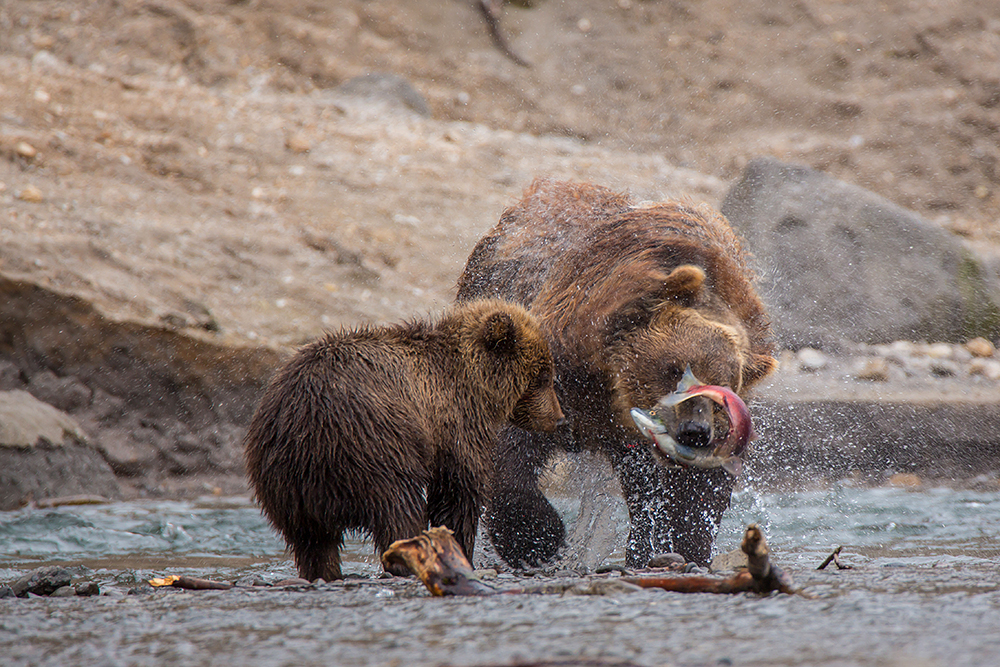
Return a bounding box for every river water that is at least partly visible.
[2,483,999,667]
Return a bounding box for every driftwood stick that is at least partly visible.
[478,0,532,67]
[382,527,496,596]
[149,575,233,590]
[817,545,853,571]
[624,571,756,594]
[740,523,800,595]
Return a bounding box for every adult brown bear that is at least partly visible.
[456,179,776,568]
[244,299,564,581]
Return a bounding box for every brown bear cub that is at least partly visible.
[244,299,564,581]
[457,179,777,568]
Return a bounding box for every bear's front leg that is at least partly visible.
[613,447,734,567]
[485,426,566,568]
[427,459,487,564]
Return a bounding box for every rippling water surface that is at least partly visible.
[2,485,999,667]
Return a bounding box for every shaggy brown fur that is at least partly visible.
[244,299,564,581]
[456,179,776,567]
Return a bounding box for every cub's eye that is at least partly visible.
[533,369,552,389]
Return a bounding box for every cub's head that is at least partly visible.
[462,300,565,433]
[609,264,776,449]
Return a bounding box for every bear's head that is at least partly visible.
[608,265,777,449]
[461,300,565,433]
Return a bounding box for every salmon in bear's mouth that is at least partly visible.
[630,367,755,477]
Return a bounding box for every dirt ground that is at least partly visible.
[2,0,999,350]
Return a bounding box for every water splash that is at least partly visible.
[559,451,627,569]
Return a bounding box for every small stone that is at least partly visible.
[888,472,922,488]
[797,347,828,372]
[965,337,996,358]
[888,340,915,356]
[51,585,77,597]
[567,579,642,596]
[272,577,311,587]
[15,142,37,159]
[17,184,44,203]
[930,359,959,377]
[11,566,72,597]
[854,357,889,381]
[926,343,954,360]
[969,359,1000,381]
[285,133,311,154]
[647,552,685,568]
[127,582,155,595]
[75,582,101,596]
[0,585,15,599]
[710,547,748,573]
[234,575,269,588]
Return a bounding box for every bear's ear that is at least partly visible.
[660,264,705,304]
[481,311,519,354]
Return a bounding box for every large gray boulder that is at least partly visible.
[721,157,1000,349]
[0,390,121,510]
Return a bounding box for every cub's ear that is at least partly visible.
[481,311,519,354]
[660,265,705,303]
[742,352,778,388]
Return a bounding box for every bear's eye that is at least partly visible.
[657,364,682,391]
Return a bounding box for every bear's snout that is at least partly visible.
[676,420,712,448]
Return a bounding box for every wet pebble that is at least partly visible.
[15,141,37,159]
[853,357,889,381]
[797,347,828,372]
[127,582,155,595]
[647,552,685,568]
[51,585,77,598]
[75,582,101,596]
[10,566,73,597]
[565,579,643,596]
[926,343,954,359]
[234,575,269,588]
[969,358,1000,380]
[16,184,44,203]
[888,472,922,488]
[285,132,311,154]
[966,337,996,358]
[272,577,311,587]
[929,359,959,377]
